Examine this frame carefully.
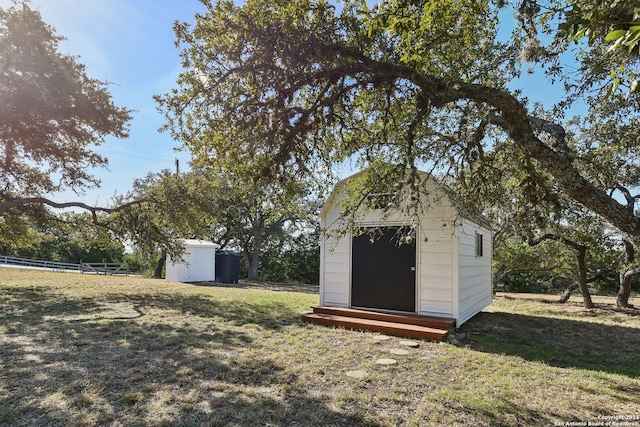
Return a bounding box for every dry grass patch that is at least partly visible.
[1,268,639,426]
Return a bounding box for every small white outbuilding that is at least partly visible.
[166,239,220,283]
[319,169,493,326]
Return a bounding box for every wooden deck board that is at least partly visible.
[310,305,455,331]
[301,306,454,341]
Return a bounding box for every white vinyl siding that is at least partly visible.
[417,223,455,318]
[455,219,493,324]
[318,223,350,306]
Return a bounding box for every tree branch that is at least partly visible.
[0,195,147,223]
[313,40,640,240]
[616,186,638,219]
[527,233,584,251]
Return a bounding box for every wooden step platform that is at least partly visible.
[301,306,455,341]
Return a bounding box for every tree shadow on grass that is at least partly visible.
[454,396,567,427]
[461,311,640,377]
[0,286,378,426]
[0,286,306,331]
[172,389,379,427]
[124,293,307,330]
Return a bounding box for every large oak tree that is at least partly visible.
[157,0,640,303]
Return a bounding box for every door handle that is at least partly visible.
[410,266,416,271]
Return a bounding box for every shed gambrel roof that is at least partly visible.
[320,167,493,231]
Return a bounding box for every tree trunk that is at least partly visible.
[153,251,166,279]
[617,271,633,308]
[528,234,594,307]
[559,265,609,304]
[617,240,638,308]
[576,247,594,309]
[247,245,260,281]
[617,267,640,308]
[558,284,578,303]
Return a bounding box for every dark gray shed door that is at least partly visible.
[351,226,416,312]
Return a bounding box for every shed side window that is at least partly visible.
[475,231,483,257]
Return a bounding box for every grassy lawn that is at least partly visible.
[1,268,639,426]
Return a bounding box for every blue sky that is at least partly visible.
[1,0,207,205]
[2,0,572,206]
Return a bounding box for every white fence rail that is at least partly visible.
[1,255,81,271]
[0,255,137,276]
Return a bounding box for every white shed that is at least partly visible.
[319,169,492,326]
[166,239,220,283]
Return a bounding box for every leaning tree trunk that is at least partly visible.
[558,284,579,303]
[617,272,632,308]
[617,268,640,308]
[617,240,639,308]
[575,247,594,309]
[528,234,593,308]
